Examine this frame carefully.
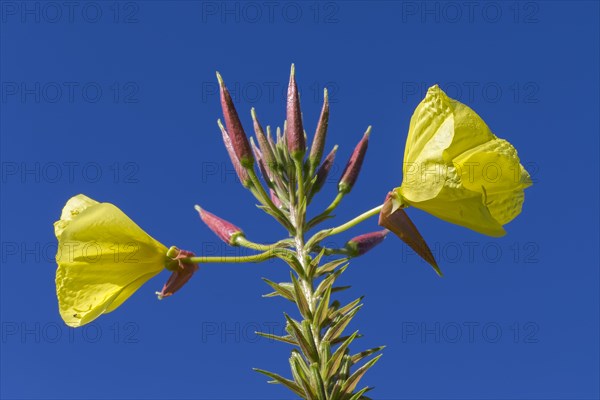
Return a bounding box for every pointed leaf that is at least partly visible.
[326,330,358,380]
[341,354,382,395]
[351,346,386,365]
[253,368,304,397]
[323,305,362,342]
[255,331,297,345]
[262,278,295,301]
[316,258,349,277]
[291,273,312,319]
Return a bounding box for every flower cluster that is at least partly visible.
[52,67,531,397]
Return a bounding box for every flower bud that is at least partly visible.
[195,205,245,246]
[157,248,199,300]
[311,145,338,197]
[250,138,273,187]
[217,72,254,168]
[309,88,329,171]
[270,189,282,208]
[338,126,370,194]
[286,64,305,160]
[251,108,276,171]
[218,119,251,188]
[345,230,389,257]
[378,192,441,276]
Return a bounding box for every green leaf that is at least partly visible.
[318,340,331,375]
[290,351,317,400]
[291,273,312,320]
[314,285,332,328]
[285,314,319,362]
[323,305,362,343]
[307,248,326,278]
[341,354,382,395]
[328,297,363,323]
[316,258,348,277]
[262,278,295,302]
[310,363,327,400]
[351,346,386,365]
[255,331,297,345]
[331,285,352,293]
[315,263,349,298]
[253,368,304,397]
[348,386,372,400]
[332,333,363,345]
[326,330,358,380]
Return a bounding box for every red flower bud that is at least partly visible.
[311,145,338,198]
[157,247,199,299]
[378,192,441,276]
[217,72,254,168]
[338,126,370,194]
[286,64,305,160]
[218,119,251,188]
[195,205,244,246]
[345,230,389,256]
[309,88,329,171]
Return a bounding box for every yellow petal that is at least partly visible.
[55,197,167,327]
[53,194,98,239]
[399,85,531,236]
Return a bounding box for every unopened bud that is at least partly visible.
[251,108,276,171]
[338,126,370,194]
[217,72,254,168]
[312,145,338,197]
[345,230,389,256]
[309,88,329,171]
[157,248,199,300]
[195,205,245,246]
[218,119,251,188]
[286,64,305,160]
[270,189,282,208]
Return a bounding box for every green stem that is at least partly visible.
[181,250,278,264]
[306,192,344,229]
[235,236,292,252]
[306,204,383,249]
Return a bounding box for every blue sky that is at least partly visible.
[1,1,599,399]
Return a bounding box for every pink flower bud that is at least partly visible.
[217,72,254,168]
[286,64,305,159]
[218,119,251,188]
[157,248,199,299]
[251,108,276,171]
[345,230,389,257]
[270,189,282,208]
[378,192,441,276]
[195,205,244,246]
[309,88,329,170]
[338,127,370,194]
[311,145,338,197]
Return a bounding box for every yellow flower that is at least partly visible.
[396,85,532,237]
[54,194,168,327]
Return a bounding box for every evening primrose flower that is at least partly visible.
[54,194,170,327]
[394,85,532,237]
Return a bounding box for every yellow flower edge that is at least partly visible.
[397,85,532,237]
[55,194,168,327]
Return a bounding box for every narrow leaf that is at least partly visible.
[262,278,295,302]
[341,354,382,395]
[255,331,297,345]
[253,368,304,397]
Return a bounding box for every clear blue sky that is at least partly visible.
[1,1,598,399]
